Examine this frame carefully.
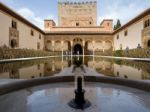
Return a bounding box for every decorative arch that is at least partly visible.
[85,40,92,51]
[95,40,103,51]
[10,39,17,48]
[64,40,71,51]
[73,44,83,55]
[105,40,113,50]
[46,40,52,51]
[55,40,61,51]
[73,38,82,43]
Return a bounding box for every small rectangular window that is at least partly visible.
[31,30,34,36]
[76,22,79,26]
[117,35,119,40]
[124,30,128,36]
[39,34,41,39]
[144,19,150,28]
[12,20,17,29]
[107,22,110,26]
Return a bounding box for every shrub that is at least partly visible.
[113,50,123,57]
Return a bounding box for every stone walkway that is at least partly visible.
[0,55,150,63]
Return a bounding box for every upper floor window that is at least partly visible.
[47,23,49,27]
[12,20,17,29]
[39,34,41,39]
[107,22,110,26]
[31,30,34,36]
[76,22,79,26]
[144,19,150,28]
[124,30,128,36]
[117,35,119,40]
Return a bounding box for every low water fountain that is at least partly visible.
[68,56,91,109]
[68,76,91,109]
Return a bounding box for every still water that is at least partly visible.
[1,83,150,112]
[0,56,150,80]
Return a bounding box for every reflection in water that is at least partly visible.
[0,56,150,80]
[0,83,150,112]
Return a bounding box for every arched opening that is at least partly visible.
[10,39,17,48]
[64,41,71,51]
[55,41,61,51]
[85,40,92,55]
[46,40,52,51]
[105,40,113,50]
[73,44,83,55]
[64,41,71,55]
[95,41,103,51]
[148,40,150,47]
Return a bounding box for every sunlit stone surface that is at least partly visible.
[0,83,150,112]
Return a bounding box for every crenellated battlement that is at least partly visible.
[58,1,97,5]
[58,0,97,27]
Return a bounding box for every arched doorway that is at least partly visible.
[73,44,83,55]
[148,40,150,48]
[10,39,17,48]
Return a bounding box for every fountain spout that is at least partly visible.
[68,76,91,110]
[75,77,85,104]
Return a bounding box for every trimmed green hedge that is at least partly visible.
[0,48,62,60]
[113,50,123,57]
[95,48,150,58]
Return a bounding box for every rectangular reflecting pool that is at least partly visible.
[0,56,150,81]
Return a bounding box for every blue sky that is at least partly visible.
[1,0,150,29]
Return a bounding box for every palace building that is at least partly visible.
[0,1,150,55]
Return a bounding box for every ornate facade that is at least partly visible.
[0,1,150,54]
[44,1,114,55]
[58,1,97,27]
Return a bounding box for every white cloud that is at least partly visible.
[17,8,44,29]
[98,2,144,26]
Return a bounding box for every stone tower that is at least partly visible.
[58,1,97,27]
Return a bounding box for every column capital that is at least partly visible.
[82,41,85,47]
[71,41,73,46]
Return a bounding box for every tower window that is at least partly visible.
[89,21,92,25]
[76,22,79,26]
[107,23,110,26]
[47,23,49,27]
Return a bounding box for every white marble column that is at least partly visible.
[103,41,105,52]
[82,41,85,64]
[71,41,73,64]
[52,40,55,52]
[61,41,64,56]
[92,41,95,56]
